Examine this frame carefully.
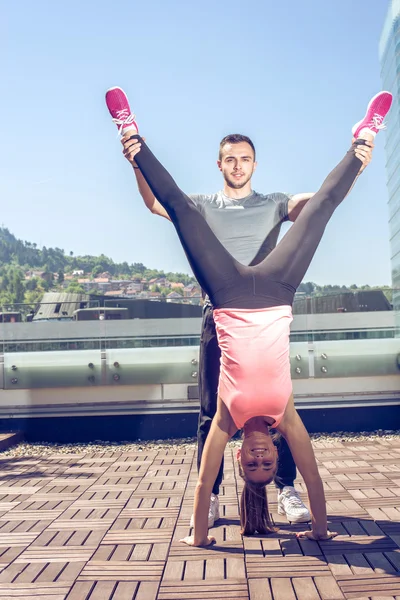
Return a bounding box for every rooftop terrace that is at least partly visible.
[0,435,398,599]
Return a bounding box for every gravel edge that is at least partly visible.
[0,429,399,457]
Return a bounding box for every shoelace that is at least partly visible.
[370,113,386,131]
[112,109,137,135]
[282,489,304,508]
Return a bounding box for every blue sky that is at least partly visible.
[1,0,394,285]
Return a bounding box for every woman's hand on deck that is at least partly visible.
[179,535,216,547]
[296,530,337,541]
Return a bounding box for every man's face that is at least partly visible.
[217,141,257,190]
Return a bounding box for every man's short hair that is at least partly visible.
[219,134,256,161]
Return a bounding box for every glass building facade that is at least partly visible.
[380,0,400,330]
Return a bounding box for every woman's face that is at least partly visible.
[237,431,278,484]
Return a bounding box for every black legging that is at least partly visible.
[132,136,363,309]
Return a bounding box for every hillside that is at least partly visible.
[0,227,196,307]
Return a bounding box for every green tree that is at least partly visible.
[91,265,103,278]
[66,282,85,294]
[0,273,9,291]
[24,287,45,305]
[9,268,25,304]
[25,277,38,291]
[132,262,145,273]
[0,290,14,309]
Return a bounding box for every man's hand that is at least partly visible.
[296,530,337,541]
[179,535,216,547]
[353,139,374,173]
[121,133,143,168]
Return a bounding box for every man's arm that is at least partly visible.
[287,139,374,222]
[121,134,171,220]
[288,193,315,222]
[133,167,171,220]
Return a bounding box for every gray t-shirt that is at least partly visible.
[189,190,291,266]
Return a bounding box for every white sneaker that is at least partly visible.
[277,486,311,523]
[190,494,220,528]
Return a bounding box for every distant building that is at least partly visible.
[124,289,138,297]
[128,281,143,292]
[109,279,133,291]
[25,270,52,282]
[104,290,125,297]
[293,291,392,315]
[166,291,183,303]
[148,292,162,300]
[33,292,91,321]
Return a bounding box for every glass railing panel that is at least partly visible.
[1,302,102,389]
[312,338,400,379]
[105,346,200,386]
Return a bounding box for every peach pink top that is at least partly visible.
[213,306,293,429]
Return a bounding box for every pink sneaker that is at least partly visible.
[352,91,393,139]
[105,87,139,135]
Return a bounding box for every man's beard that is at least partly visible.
[225,173,252,190]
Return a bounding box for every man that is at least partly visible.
[122,131,371,526]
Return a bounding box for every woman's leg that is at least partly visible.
[131,135,251,308]
[252,141,365,301]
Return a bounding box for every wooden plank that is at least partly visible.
[248,578,272,600]
[0,582,71,597]
[158,580,249,599]
[324,554,352,576]
[64,581,93,599]
[346,553,374,574]
[56,561,86,582]
[78,559,164,581]
[336,573,400,598]
[112,581,141,600]
[34,562,65,583]
[367,551,398,573]
[292,577,321,600]
[270,578,296,600]
[149,543,169,561]
[88,581,116,599]
[15,546,96,563]
[318,536,398,554]
[130,544,152,561]
[314,575,345,599]
[184,559,204,580]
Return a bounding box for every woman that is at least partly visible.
[106,87,391,545]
